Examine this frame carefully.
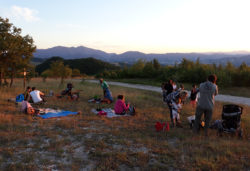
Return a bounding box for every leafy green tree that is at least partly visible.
[143,61,155,77]
[0,17,36,87]
[72,68,81,77]
[129,59,145,77]
[26,65,36,83]
[49,61,72,84]
[153,58,161,70]
[41,69,52,82]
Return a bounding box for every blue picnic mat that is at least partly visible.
[38,111,78,119]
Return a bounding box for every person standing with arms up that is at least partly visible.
[193,74,218,136]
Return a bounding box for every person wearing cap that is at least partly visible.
[193,74,218,136]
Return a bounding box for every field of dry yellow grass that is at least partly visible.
[0,78,249,170]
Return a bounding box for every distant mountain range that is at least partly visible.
[34,46,250,66]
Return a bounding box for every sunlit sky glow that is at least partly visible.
[0,0,250,53]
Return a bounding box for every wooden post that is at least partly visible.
[23,68,26,89]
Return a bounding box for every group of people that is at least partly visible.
[162,81,188,127]
[19,75,218,135]
[162,74,218,136]
[20,79,133,116]
[24,86,45,104]
[20,86,46,115]
[99,78,134,115]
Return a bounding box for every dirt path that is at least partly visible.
[86,80,250,106]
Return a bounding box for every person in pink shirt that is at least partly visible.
[114,95,130,115]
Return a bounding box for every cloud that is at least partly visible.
[10,5,39,22]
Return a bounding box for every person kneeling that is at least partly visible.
[114,95,130,115]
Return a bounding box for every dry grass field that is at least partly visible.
[0,78,249,170]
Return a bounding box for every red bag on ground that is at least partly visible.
[98,111,107,116]
[155,122,170,132]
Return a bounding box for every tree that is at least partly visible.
[143,61,154,77]
[49,61,72,84]
[0,17,36,87]
[129,59,145,77]
[72,68,81,77]
[41,69,51,82]
[153,58,161,70]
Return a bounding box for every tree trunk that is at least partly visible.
[2,71,8,87]
[0,70,2,86]
[23,68,26,89]
[60,77,64,85]
[0,68,5,86]
[10,70,15,87]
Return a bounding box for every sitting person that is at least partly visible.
[114,95,130,115]
[21,100,37,115]
[30,87,45,103]
[61,83,73,96]
[24,86,32,101]
[60,83,79,100]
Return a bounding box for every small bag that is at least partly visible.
[98,111,107,116]
[129,106,136,115]
[155,122,170,132]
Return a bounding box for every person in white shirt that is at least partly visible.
[171,97,183,127]
[30,87,45,103]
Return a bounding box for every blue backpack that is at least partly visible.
[16,94,25,102]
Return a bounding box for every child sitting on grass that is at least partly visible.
[172,97,183,127]
[114,95,130,115]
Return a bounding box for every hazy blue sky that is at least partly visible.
[0,0,249,53]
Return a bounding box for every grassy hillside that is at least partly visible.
[35,56,120,75]
[0,78,249,170]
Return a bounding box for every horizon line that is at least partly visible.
[36,45,250,55]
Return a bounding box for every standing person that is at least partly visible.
[190,84,199,108]
[178,84,184,91]
[193,74,218,136]
[99,78,113,103]
[164,80,174,96]
[172,81,177,91]
[165,90,189,126]
[30,87,45,103]
[171,97,183,127]
[161,82,167,102]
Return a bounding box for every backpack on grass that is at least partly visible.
[16,94,25,102]
[129,106,136,116]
